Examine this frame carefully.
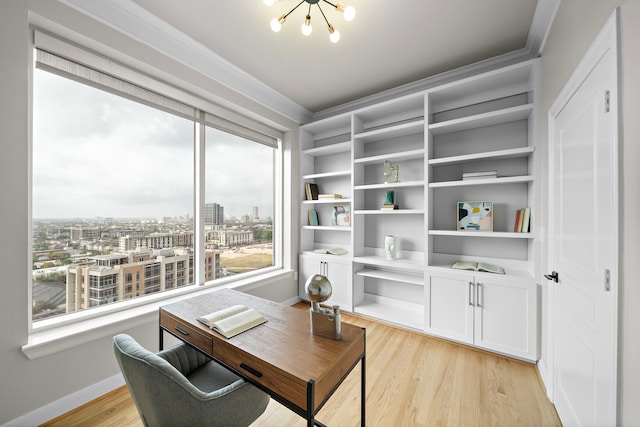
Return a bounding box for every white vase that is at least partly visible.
[384,235,399,260]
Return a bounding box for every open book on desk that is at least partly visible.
[451,260,505,274]
[197,305,267,338]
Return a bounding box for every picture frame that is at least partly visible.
[333,205,350,226]
[457,201,493,231]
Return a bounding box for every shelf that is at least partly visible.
[302,170,351,180]
[354,180,424,190]
[427,264,534,280]
[429,175,533,188]
[354,209,424,215]
[302,225,352,232]
[355,208,425,215]
[428,104,533,135]
[428,147,534,166]
[354,119,424,143]
[302,198,351,204]
[356,268,424,285]
[353,255,424,272]
[355,149,425,165]
[428,230,534,239]
[354,294,423,330]
[302,140,351,157]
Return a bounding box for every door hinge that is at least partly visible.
[604,269,611,292]
[605,90,610,113]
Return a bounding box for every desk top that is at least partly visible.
[160,289,365,411]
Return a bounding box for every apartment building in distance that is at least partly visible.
[66,248,218,312]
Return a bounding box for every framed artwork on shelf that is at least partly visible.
[333,205,350,226]
[457,201,493,231]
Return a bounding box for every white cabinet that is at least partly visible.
[297,59,541,361]
[426,271,538,361]
[299,253,353,311]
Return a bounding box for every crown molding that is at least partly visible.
[56,0,558,125]
[57,0,313,124]
[527,0,562,56]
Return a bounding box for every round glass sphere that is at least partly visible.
[305,274,332,303]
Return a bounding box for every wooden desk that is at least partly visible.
[159,289,366,427]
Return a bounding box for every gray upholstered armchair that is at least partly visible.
[113,334,269,427]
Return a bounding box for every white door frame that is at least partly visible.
[545,7,619,408]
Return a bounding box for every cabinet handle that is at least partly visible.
[320,261,328,276]
[468,282,474,306]
[476,283,482,307]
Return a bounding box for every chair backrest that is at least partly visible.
[113,334,269,427]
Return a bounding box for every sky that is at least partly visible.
[33,68,274,220]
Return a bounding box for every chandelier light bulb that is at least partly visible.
[263,0,275,6]
[270,16,283,32]
[329,28,340,43]
[343,6,356,21]
[301,15,312,36]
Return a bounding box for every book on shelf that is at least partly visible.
[305,182,319,200]
[196,305,267,338]
[313,247,348,255]
[308,210,319,226]
[451,260,505,274]
[318,193,342,199]
[513,207,531,232]
[462,170,498,180]
[521,207,531,233]
[381,204,398,210]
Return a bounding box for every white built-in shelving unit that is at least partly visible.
[298,59,540,361]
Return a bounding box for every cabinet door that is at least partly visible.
[425,273,474,345]
[299,254,353,311]
[474,276,537,360]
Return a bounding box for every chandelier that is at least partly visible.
[263,0,356,43]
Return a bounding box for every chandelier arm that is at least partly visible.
[321,0,338,8]
[316,3,331,27]
[282,0,306,20]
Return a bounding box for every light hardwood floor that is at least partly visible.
[41,309,561,427]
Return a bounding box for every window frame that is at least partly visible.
[28,30,286,337]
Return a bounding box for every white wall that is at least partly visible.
[540,1,640,424]
[0,1,299,424]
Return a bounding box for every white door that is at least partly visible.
[548,12,618,427]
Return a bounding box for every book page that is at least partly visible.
[212,308,267,338]
[197,305,248,327]
[477,262,505,274]
[451,261,478,271]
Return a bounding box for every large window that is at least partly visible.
[31,41,281,322]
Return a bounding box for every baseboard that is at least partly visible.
[537,359,553,401]
[2,374,124,427]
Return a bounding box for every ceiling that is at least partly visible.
[62,0,555,120]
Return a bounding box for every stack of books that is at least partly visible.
[304,183,319,200]
[318,194,342,200]
[514,207,531,232]
[381,204,398,210]
[308,210,319,226]
[462,170,498,180]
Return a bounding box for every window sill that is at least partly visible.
[22,269,294,360]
